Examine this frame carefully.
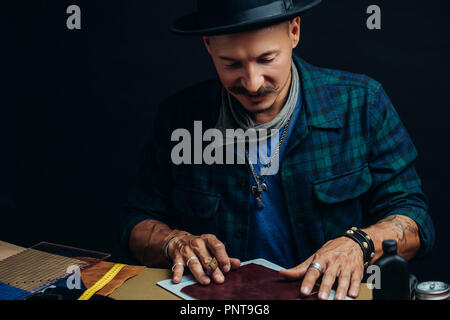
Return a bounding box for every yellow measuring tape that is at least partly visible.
[77,263,126,300]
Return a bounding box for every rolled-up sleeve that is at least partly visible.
[119,103,174,259]
[365,84,435,259]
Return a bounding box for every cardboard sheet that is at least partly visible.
[110,268,181,300]
[0,248,88,292]
[0,241,26,261]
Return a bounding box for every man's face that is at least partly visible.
[203,18,300,116]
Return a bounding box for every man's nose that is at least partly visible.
[241,64,264,95]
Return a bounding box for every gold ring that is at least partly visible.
[207,257,219,274]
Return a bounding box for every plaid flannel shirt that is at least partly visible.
[121,55,435,264]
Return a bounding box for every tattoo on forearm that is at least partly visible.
[377,215,418,247]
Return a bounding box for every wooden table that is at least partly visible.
[0,241,372,300]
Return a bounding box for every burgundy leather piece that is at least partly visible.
[181,263,318,300]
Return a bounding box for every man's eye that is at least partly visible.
[260,58,274,64]
[226,62,241,68]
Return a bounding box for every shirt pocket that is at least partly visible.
[171,184,222,235]
[312,165,373,238]
[313,165,373,203]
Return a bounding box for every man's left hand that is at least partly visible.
[279,237,364,300]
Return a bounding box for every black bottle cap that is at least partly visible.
[382,240,398,254]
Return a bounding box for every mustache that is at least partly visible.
[229,85,278,96]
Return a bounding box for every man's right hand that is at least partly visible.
[167,233,241,285]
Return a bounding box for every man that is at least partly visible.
[121,0,435,300]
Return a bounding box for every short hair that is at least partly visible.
[266,20,291,35]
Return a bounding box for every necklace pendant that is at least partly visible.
[251,183,268,196]
[251,185,260,197]
[256,197,265,209]
[251,183,267,209]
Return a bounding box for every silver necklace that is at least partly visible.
[245,116,293,209]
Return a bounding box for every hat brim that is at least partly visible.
[170,0,322,36]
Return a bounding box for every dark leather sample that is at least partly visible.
[181,263,318,300]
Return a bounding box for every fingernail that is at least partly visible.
[223,264,230,272]
[200,276,211,285]
[215,274,224,282]
[301,286,310,295]
[350,290,358,297]
[319,292,328,300]
[336,293,344,300]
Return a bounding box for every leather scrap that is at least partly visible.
[181,263,318,300]
[78,257,145,297]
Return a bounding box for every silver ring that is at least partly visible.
[186,256,199,267]
[308,262,323,275]
[171,262,183,272]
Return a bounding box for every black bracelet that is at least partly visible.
[353,228,375,258]
[341,227,375,268]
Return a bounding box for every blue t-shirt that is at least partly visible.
[243,97,302,269]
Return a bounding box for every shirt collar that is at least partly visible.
[293,54,344,130]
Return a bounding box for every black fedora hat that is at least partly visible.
[170,0,322,36]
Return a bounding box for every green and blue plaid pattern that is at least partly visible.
[121,55,435,264]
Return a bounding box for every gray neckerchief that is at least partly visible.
[215,60,300,143]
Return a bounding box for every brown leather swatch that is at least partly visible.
[78,257,145,296]
[181,263,318,300]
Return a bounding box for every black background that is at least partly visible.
[3,0,450,284]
